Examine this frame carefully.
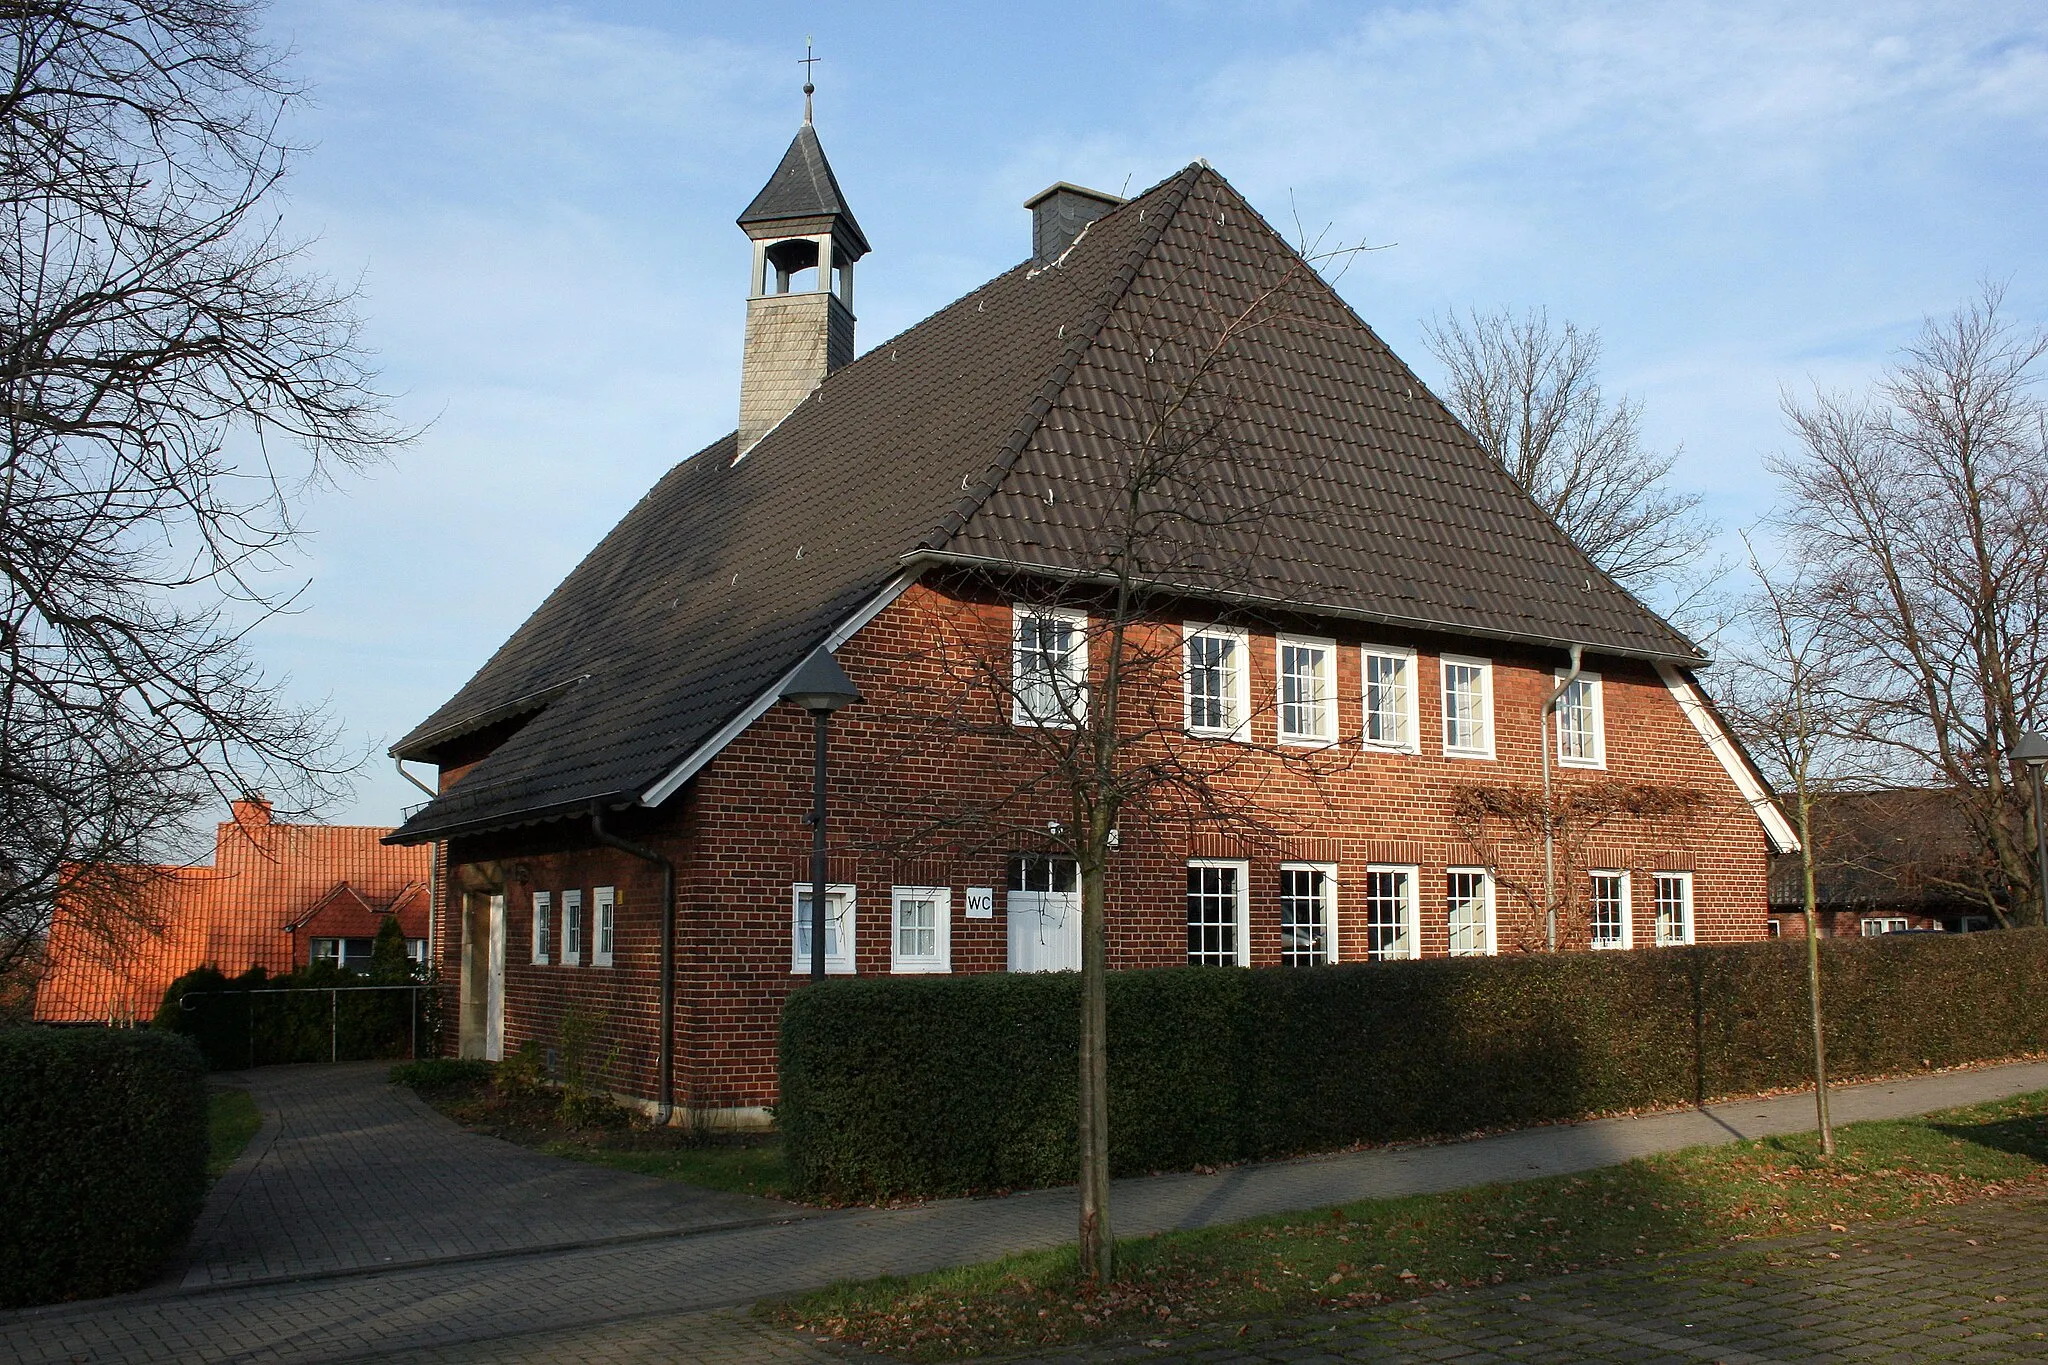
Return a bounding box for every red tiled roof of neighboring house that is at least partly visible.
[33,799,432,1025]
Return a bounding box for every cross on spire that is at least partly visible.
[800,37,818,124]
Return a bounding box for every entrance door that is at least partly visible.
[1008,855,1081,972]
[485,893,506,1062]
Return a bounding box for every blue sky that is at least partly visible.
[247,0,2048,826]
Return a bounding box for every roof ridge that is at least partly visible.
[915,164,1207,555]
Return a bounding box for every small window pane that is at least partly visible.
[1279,641,1332,741]
[1655,875,1691,946]
[794,886,853,961]
[1444,662,1490,753]
[1280,867,1329,966]
[1186,632,1240,731]
[1008,855,1078,893]
[897,895,939,957]
[1187,864,1241,966]
[1558,676,1600,763]
[1016,612,1084,724]
[1590,874,1627,948]
[1365,651,1411,747]
[1366,869,1412,961]
[1447,870,1490,956]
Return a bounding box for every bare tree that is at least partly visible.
[1422,308,1715,605]
[1769,284,2048,925]
[855,233,1371,1281]
[1718,537,1882,1157]
[0,2,405,985]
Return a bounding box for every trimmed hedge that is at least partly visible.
[0,1027,208,1307]
[156,963,433,1070]
[780,929,2048,1201]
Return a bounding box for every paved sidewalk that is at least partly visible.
[178,1062,797,1287]
[1011,1195,2048,1362]
[4,1058,2046,1362]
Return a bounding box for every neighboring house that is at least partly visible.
[34,797,432,1024]
[386,112,1797,1124]
[1768,788,1994,938]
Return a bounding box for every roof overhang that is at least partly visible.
[389,677,588,763]
[385,572,921,847]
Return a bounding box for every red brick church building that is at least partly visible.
[388,110,1796,1125]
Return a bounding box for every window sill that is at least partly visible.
[1443,748,1496,761]
[788,963,858,976]
[1362,741,1419,755]
[1279,734,1338,749]
[1185,725,1250,742]
[1558,756,1607,770]
[890,961,951,975]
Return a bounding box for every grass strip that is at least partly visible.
[391,1057,793,1200]
[206,1087,261,1179]
[765,1090,2048,1360]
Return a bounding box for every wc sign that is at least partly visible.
[964,886,994,919]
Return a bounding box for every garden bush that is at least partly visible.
[780,929,2048,1201]
[0,1026,208,1307]
[156,961,436,1069]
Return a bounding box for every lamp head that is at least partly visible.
[780,648,861,715]
[2010,730,2048,768]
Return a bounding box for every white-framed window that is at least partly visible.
[1589,871,1632,950]
[1441,655,1495,758]
[1654,872,1693,946]
[1186,860,1250,966]
[562,889,584,966]
[312,937,374,972]
[1280,864,1337,966]
[891,886,952,973]
[1365,865,1420,961]
[1556,670,1605,768]
[791,883,857,974]
[1361,645,1419,752]
[1277,635,1337,745]
[1861,916,1910,937]
[531,891,552,965]
[1013,605,1088,727]
[406,938,428,965]
[1446,868,1496,957]
[1183,624,1250,739]
[592,886,615,967]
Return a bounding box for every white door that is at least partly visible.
[1007,855,1081,972]
[485,893,506,1062]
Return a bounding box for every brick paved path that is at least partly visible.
[4,1059,2047,1362]
[1011,1195,2048,1363]
[178,1062,797,1286]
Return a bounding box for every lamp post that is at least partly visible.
[781,649,862,981]
[2010,731,2048,927]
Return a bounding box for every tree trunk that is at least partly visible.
[1077,855,1113,1281]
[1799,797,1835,1157]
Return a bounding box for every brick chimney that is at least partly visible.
[230,793,273,828]
[735,114,869,457]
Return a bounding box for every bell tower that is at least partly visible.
[735,92,869,456]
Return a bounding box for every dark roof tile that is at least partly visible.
[389,164,1697,844]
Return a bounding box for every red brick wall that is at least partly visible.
[438,578,1774,1112]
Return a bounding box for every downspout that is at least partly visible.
[1541,644,1586,952]
[395,758,442,973]
[591,804,677,1126]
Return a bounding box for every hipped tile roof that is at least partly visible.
[34,809,430,1024]
[388,164,1700,845]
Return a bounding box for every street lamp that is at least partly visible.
[782,649,862,982]
[2010,731,2048,928]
